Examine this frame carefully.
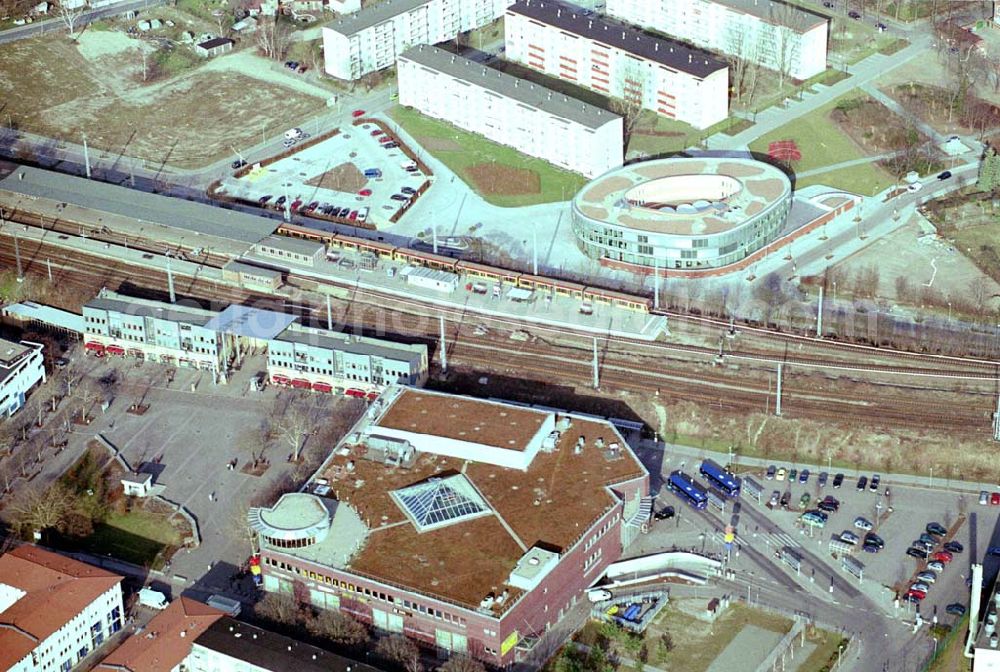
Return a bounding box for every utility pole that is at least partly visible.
[439,316,447,373]
[532,225,537,276]
[82,133,91,178]
[432,225,438,255]
[653,256,660,310]
[46,258,52,283]
[816,285,823,337]
[775,362,783,417]
[326,294,333,331]
[165,256,176,303]
[592,337,599,389]
[993,390,1000,442]
[13,232,24,282]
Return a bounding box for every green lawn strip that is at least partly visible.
[796,630,846,672]
[84,511,181,568]
[388,105,587,207]
[794,163,895,194]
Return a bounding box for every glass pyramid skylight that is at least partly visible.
[391,475,491,533]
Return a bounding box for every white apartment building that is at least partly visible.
[0,546,124,672]
[504,0,729,130]
[397,45,624,177]
[606,0,829,81]
[322,0,513,80]
[0,338,45,417]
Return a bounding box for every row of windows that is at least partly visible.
[583,547,603,572]
[584,515,616,551]
[264,558,470,627]
[263,535,316,548]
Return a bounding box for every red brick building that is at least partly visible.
[252,387,651,666]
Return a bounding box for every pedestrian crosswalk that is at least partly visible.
[716,530,802,549]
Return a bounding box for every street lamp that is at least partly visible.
[948,302,952,323]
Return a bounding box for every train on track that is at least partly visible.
[276,222,654,313]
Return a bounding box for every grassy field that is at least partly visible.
[797,629,848,671]
[388,105,588,207]
[626,112,699,159]
[83,510,182,569]
[749,94,896,194]
[925,195,1000,283]
[0,32,327,169]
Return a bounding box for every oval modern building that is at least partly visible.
[571,157,792,272]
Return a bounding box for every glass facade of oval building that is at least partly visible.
[571,158,793,271]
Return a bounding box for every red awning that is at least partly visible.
[106,345,126,356]
[345,388,366,398]
[312,382,333,393]
[291,378,312,389]
[84,342,105,353]
[271,375,292,385]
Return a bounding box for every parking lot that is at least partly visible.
[215,122,428,227]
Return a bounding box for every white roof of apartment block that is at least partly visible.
[400,45,621,130]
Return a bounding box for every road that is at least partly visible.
[0,0,166,44]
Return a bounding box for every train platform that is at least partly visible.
[241,246,668,341]
[3,223,667,341]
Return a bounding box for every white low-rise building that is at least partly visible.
[397,45,623,177]
[504,0,729,130]
[321,0,513,80]
[0,338,45,417]
[0,545,124,672]
[606,0,829,81]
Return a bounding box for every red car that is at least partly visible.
[358,189,372,197]
[992,492,1000,506]
[371,129,383,136]
[349,210,358,220]
[906,589,926,601]
[352,109,366,118]
[932,551,953,564]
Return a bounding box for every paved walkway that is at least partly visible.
[859,81,948,145]
[708,34,932,150]
[794,151,902,178]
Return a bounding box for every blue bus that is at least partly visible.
[699,459,741,498]
[666,470,708,510]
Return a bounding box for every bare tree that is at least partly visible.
[255,592,302,625]
[375,635,422,672]
[439,657,486,672]
[305,608,368,646]
[255,16,290,60]
[57,1,84,41]
[275,396,321,462]
[768,3,798,90]
[609,98,643,149]
[10,483,73,536]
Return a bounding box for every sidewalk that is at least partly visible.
[708,34,930,150]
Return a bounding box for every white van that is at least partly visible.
[138,588,169,610]
[284,128,303,141]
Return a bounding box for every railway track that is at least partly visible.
[1,235,997,437]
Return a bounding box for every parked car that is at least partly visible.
[856,475,868,491]
[833,473,844,489]
[917,571,937,584]
[943,541,964,553]
[862,542,881,554]
[799,469,810,484]
[910,582,931,594]
[869,474,881,492]
[348,210,358,221]
[848,10,861,18]
[371,129,383,137]
[401,186,417,195]
[766,465,777,480]
[654,506,675,520]
[875,21,888,31]
[818,496,840,513]
[231,159,247,169]
[946,603,967,616]
[258,195,273,205]
[920,531,939,544]
[937,170,952,180]
[54,357,70,369]
[927,561,945,572]
[358,189,373,197]
[818,472,828,487]
[799,493,811,508]
[903,593,922,604]
[780,492,791,509]
[864,532,884,549]
[907,547,929,559]
[776,468,787,481]
[384,142,400,149]
[391,194,409,201]
[822,0,834,6]
[352,109,366,118]
[854,516,873,530]
[275,196,287,207]
[840,531,860,545]
[379,136,394,144]
[992,492,1000,506]
[982,491,991,506]
[789,469,798,481]
[927,522,947,537]
[304,201,319,212]
[768,491,781,508]
[989,547,1000,557]
[282,139,296,148]
[932,551,954,564]
[907,182,923,193]
[906,589,927,601]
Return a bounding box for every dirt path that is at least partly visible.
[199,51,333,100]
